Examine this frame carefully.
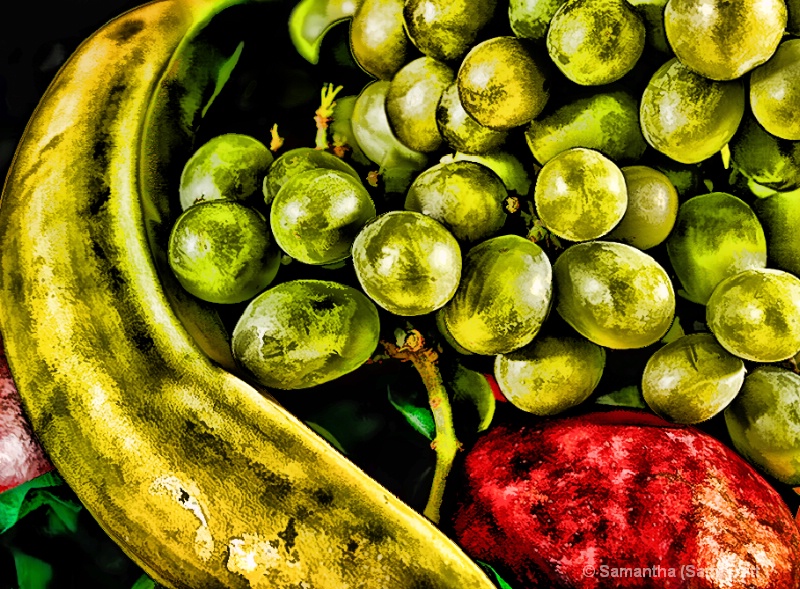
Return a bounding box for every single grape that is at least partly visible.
[606,166,678,250]
[706,268,800,363]
[168,200,280,304]
[232,280,380,389]
[349,0,409,80]
[554,241,675,349]
[534,148,627,242]
[262,147,360,206]
[666,192,766,305]
[753,189,800,277]
[725,366,800,485]
[403,0,497,61]
[547,0,645,86]
[352,211,461,316]
[436,83,508,155]
[404,161,508,243]
[750,40,800,141]
[457,37,550,131]
[270,169,376,265]
[495,335,605,415]
[179,133,273,210]
[642,333,745,424]
[640,58,745,164]
[438,234,552,355]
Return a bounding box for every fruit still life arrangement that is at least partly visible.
[1,0,800,587]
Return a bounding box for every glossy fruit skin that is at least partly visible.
[0,1,499,586]
[403,0,497,62]
[386,57,454,153]
[534,148,628,242]
[606,166,678,250]
[666,192,767,305]
[706,268,800,363]
[554,241,675,349]
[438,235,553,355]
[404,161,508,242]
[725,367,800,485]
[349,0,409,80]
[494,335,605,415]
[525,90,647,165]
[750,40,800,141]
[232,280,380,389]
[168,200,280,304]
[730,114,800,194]
[262,147,360,206]
[509,0,567,41]
[753,189,800,277]
[179,133,273,210]
[446,410,800,589]
[642,333,745,424]
[436,83,508,155]
[640,58,745,164]
[270,169,376,265]
[665,0,787,81]
[457,37,550,131]
[352,211,461,316]
[547,0,645,86]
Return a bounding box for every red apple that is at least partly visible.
[447,410,800,588]
[0,333,52,492]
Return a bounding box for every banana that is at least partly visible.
[0,1,495,587]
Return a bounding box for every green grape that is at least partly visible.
[509,0,567,41]
[386,57,454,153]
[606,166,678,250]
[351,81,428,171]
[179,133,273,210]
[750,40,800,141]
[730,114,800,194]
[495,335,605,416]
[554,241,675,349]
[404,161,508,242]
[232,280,380,389]
[436,83,508,155]
[664,0,786,81]
[534,148,627,242]
[263,147,361,206]
[349,0,409,80]
[640,58,745,164]
[438,234,552,355]
[457,37,550,131]
[753,189,800,277]
[168,200,280,304]
[666,192,766,305]
[706,268,800,363]
[270,169,376,265]
[352,211,461,316]
[525,91,647,165]
[725,366,800,485]
[641,333,745,424]
[452,151,533,196]
[404,0,497,62]
[547,0,645,86]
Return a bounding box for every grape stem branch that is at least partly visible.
[381,330,461,524]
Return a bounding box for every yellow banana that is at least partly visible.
[0,0,495,587]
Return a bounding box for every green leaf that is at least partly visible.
[12,551,53,589]
[720,143,731,170]
[131,574,158,589]
[660,315,684,344]
[200,41,244,118]
[388,386,436,441]
[305,421,349,454]
[477,560,516,589]
[450,364,496,432]
[0,471,74,534]
[595,385,647,409]
[289,0,360,64]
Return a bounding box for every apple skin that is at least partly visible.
[445,410,800,588]
[0,334,53,492]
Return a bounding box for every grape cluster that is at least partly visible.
[167,0,800,489]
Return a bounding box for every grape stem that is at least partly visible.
[315,83,343,150]
[381,330,461,524]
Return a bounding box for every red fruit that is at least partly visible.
[447,410,800,588]
[0,333,52,492]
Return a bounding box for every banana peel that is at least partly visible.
[0,0,495,587]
